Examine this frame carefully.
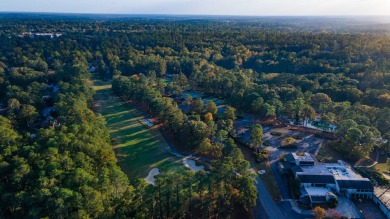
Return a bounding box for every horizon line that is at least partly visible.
[1,11,390,18]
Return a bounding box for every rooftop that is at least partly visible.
[297,173,336,184]
[337,179,373,190]
[292,152,315,163]
[302,186,333,197]
[299,160,362,180]
[291,165,303,175]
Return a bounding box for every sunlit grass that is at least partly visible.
[316,142,344,163]
[375,163,388,174]
[92,76,185,180]
[258,161,281,201]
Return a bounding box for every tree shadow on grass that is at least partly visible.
[94,80,185,180]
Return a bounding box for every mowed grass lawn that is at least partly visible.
[93,78,184,180]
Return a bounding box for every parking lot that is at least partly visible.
[354,199,387,219]
[262,126,324,155]
[333,197,365,219]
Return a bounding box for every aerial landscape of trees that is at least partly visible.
[0,13,390,217]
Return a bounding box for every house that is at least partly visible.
[297,173,337,189]
[278,153,314,174]
[300,187,337,205]
[303,118,336,132]
[291,152,315,166]
[280,153,374,206]
[336,178,373,199]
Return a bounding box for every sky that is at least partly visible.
[1,0,390,16]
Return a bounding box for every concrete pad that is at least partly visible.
[334,197,364,219]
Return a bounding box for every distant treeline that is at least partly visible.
[0,16,390,217]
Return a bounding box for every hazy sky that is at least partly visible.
[1,0,390,16]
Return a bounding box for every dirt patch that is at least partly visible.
[259,117,282,126]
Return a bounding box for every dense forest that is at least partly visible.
[0,14,390,218]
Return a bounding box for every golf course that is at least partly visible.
[93,77,184,180]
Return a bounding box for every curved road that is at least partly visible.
[253,177,285,219]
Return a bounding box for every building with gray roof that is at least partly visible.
[280,153,374,206]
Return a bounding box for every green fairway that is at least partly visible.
[93,77,184,180]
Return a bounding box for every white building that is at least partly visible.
[285,153,374,205]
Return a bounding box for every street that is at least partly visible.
[253,177,286,219]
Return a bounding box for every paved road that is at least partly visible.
[278,200,313,219]
[269,152,292,200]
[253,177,286,219]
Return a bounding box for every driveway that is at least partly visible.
[334,197,364,218]
[354,199,387,219]
[268,148,293,200]
[253,177,286,219]
[278,200,313,219]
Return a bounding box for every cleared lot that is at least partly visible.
[262,126,324,154]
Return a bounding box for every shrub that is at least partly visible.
[280,144,299,149]
[294,135,304,140]
[281,137,296,148]
[313,206,326,219]
[254,150,268,163]
[270,131,282,136]
[328,196,339,208]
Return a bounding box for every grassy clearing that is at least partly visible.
[258,160,281,201]
[93,77,184,180]
[316,142,345,163]
[375,163,388,174]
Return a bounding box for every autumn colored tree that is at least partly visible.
[313,206,327,219]
[204,112,214,122]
